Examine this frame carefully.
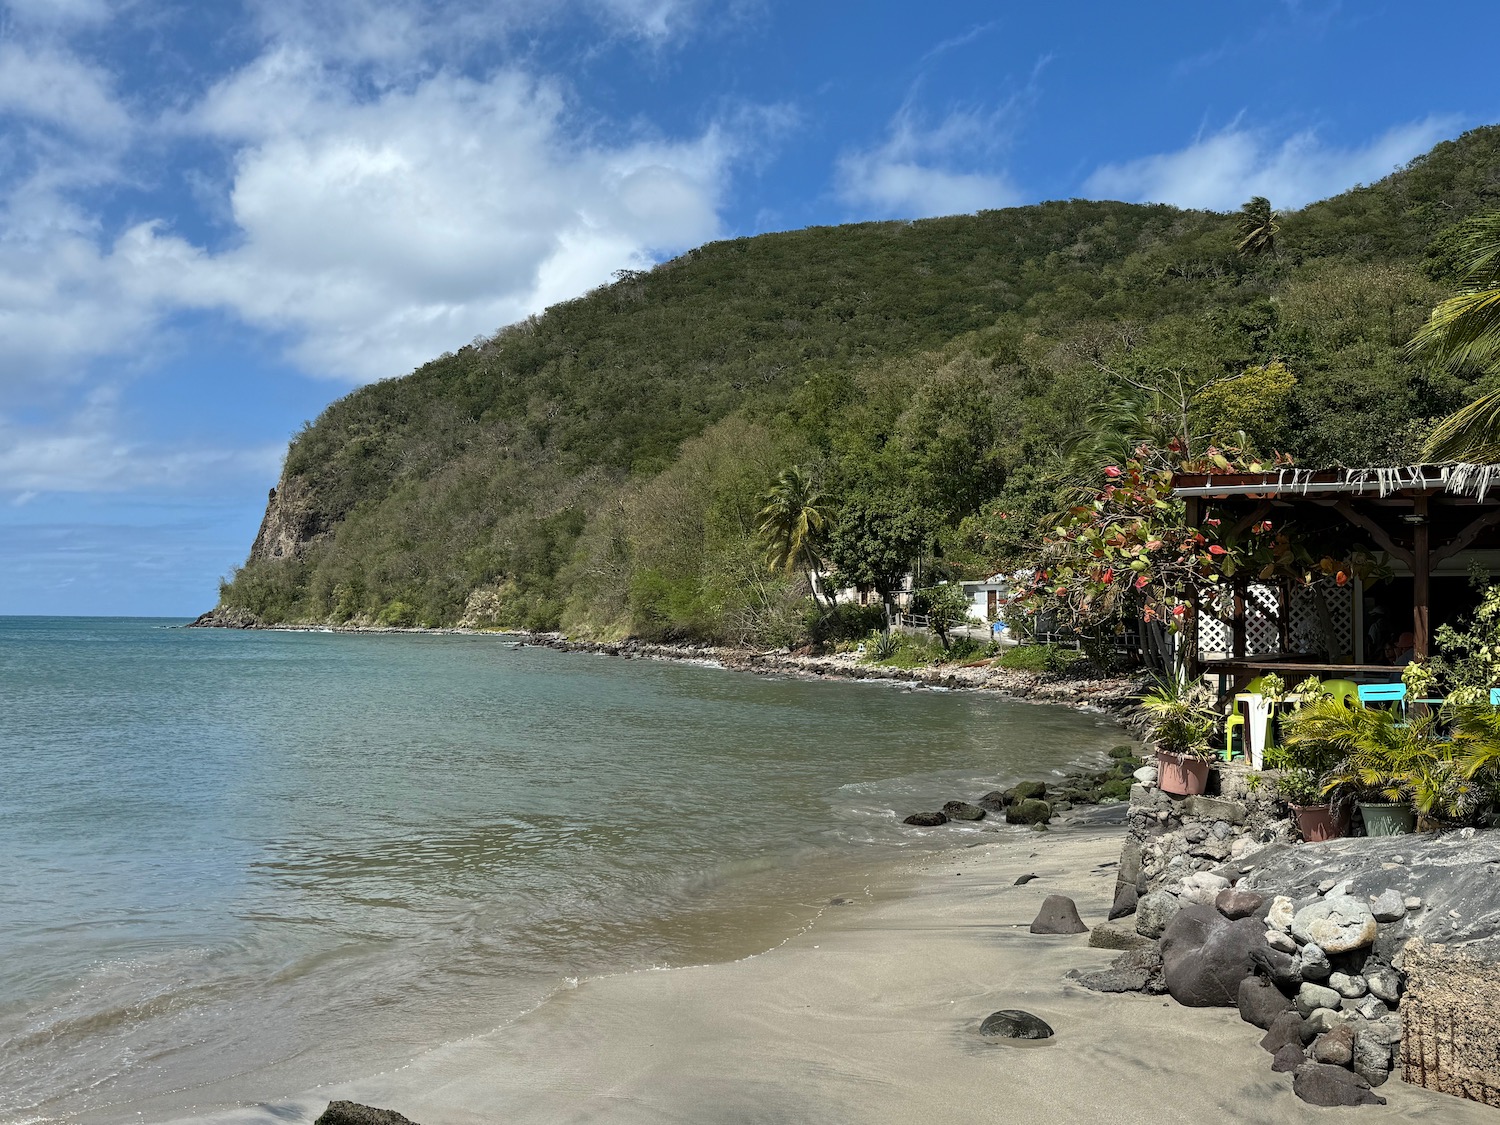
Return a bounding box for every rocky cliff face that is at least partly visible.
[246,473,329,565]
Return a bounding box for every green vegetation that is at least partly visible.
[997,644,1083,674]
[217,127,1500,643]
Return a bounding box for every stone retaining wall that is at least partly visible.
[1401,940,1500,1106]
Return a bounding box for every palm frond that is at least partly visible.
[1421,387,1500,463]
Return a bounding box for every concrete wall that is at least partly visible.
[1401,939,1500,1107]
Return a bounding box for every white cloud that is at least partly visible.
[836,106,1022,219]
[1082,116,1463,212]
[0,42,130,139]
[0,388,282,495]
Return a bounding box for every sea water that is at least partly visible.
[0,618,1125,1123]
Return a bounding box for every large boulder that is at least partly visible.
[903,811,947,826]
[1160,904,1295,1008]
[978,1009,1054,1040]
[1216,888,1266,920]
[1108,882,1138,920]
[1238,974,1292,1029]
[1291,895,1379,954]
[1030,894,1088,935]
[1011,780,1048,801]
[1292,1063,1386,1107]
[1006,798,1052,825]
[977,790,1009,812]
[1069,946,1165,995]
[315,1105,422,1125]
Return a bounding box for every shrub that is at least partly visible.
[998,644,1082,674]
[377,599,419,627]
[807,602,887,644]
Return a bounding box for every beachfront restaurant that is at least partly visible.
[1169,465,1500,696]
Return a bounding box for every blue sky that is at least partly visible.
[1,0,1496,616]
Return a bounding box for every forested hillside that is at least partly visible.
[214,127,1500,642]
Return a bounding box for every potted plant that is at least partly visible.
[1276,766,1349,841]
[1140,677,1217,796]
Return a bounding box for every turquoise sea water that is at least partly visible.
[0,618,1125,1124]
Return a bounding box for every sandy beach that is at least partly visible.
[143,819,1494,1125]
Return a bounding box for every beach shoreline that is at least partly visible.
[135,817,1490,1125]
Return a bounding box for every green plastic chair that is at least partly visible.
[1320,679,1360,710]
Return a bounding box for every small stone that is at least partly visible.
[1135,890,1182,939]
[942,800,985,821]
[903,811,947,826]
[977,790,1009,812]
[1266,895,1295,932]
[1306,1007,1345,1034]
[1365,967,1401,1004]
[1317,878,1338,895]
[1297,982,1342,1016]
[1299,942,1332,981]
[1352,1031,1393,1086]
[1006,798,1052,825]
[1272,1043,1306,1072]
[1291,896,1378,954]
[1349,995,1390,1021]
[1030,894,1088,935]
[1239,975,1293,1030]
[1328,971,1366,999]
[1108,882,1138,920]
[1312,1022,1356,1066]
[1293,1062,1386,1107]
[1088,920,1152,950]
[1133,765,1158,785]
[1404,896,1422,911]
[1215,888,1266,920]
[1266,929,1298,954]
[315,1104,422,1125]
[978,1009,1053,1040]
[1367,889,1406,923]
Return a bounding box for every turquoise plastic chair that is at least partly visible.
[1357,683,1407,715]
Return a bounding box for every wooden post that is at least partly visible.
[1232,584,1247,659]
[1413,495,1430,661]
[1277,579,1292,655]
[1183,496,1202,680]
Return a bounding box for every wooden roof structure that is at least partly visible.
[1170,464,1500,675]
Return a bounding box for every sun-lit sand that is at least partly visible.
[156,821,1492,1125]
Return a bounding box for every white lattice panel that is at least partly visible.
[1197,581,1353,658]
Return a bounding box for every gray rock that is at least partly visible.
[1006,798,1051,825]
[1030,894,1088,935]
[977,790,1009,812]
[1215,888,1266,919]
[1368,888,1406,922]
[1291,895,1378,954]
[1260,1010,1314,1053]
[1011,780,1047,801]
[1349,995,1390,1021]
[1068,946,1165,995]
[1296,982,1342,1016]
[1293,1062,1387,1106]
[1306,1007,1345,1034]
[1178,871,1231,906]
[942,800,985,821]
[1238,974,1293,1030]
[1299,942,1331,981]
[1265,928,1298,954]
[1272,1043,1306,1072]
[1135,890,1182,939]
[1183,795,1247,825]
[1108,882,1138,920]
[1328,971,1366,999]
[1352,1031,1393,1086]
[1088,920,1152,950]
[1013,873,1039,885]
[1365,967,1402,1003]
[315,1104,421,1125]
[1133,765,1158,785]
[1161,904,1295,1008]
[903,811,947,826]
[1312,1022,1356,1066]
[979,1009,1053,1040]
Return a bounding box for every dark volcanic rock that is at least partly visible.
[1006,798,1052,825]
[1271,1043,1306,1073]
[1069,946,1165,994]
[1216,888,1267,920]
[1108,882,1138,920]
[1292,1063,1387,1107]
[977,790,1010,812]
[1160,904,1295,1008]
[1238,974,1293,1030]
[1013,872,1039,885]
[1030,894,1088,935]
[1260,1011,1314,1054]
[315,1103,422,1125]
[1011,780,1048,801]
[1311,1022,1356,1066]
[979,1009,1054,1040]
[902,811,948,826]
[942,800,986,821]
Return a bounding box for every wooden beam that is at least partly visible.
[1229,501,1275,539]
[1432,506,1500,564]
[1414,495,1430,661]
[1324,500,1415,569]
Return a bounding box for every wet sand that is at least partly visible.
[152,821,1493,1125]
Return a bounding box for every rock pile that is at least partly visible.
[901,746,1144,829]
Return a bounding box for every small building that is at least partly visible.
[959,573,1010,627]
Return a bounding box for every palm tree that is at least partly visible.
[757,467,831,606]
[1235,196,1280,258]
[1414,211,1500,462]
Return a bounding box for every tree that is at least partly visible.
[913,582,973,649]
[757,466,831,606]
[1414,211,1500,462]
[826,496,930,625]
[1235,196,1280,258]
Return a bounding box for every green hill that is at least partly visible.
[214,126,1500,641]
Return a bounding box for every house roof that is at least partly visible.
[1170,463,1500,502]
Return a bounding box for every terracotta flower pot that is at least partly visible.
[1290,803,1349,843]
[1156,749,1211,796]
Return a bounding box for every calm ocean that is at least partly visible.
[0,618,1124,1124]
